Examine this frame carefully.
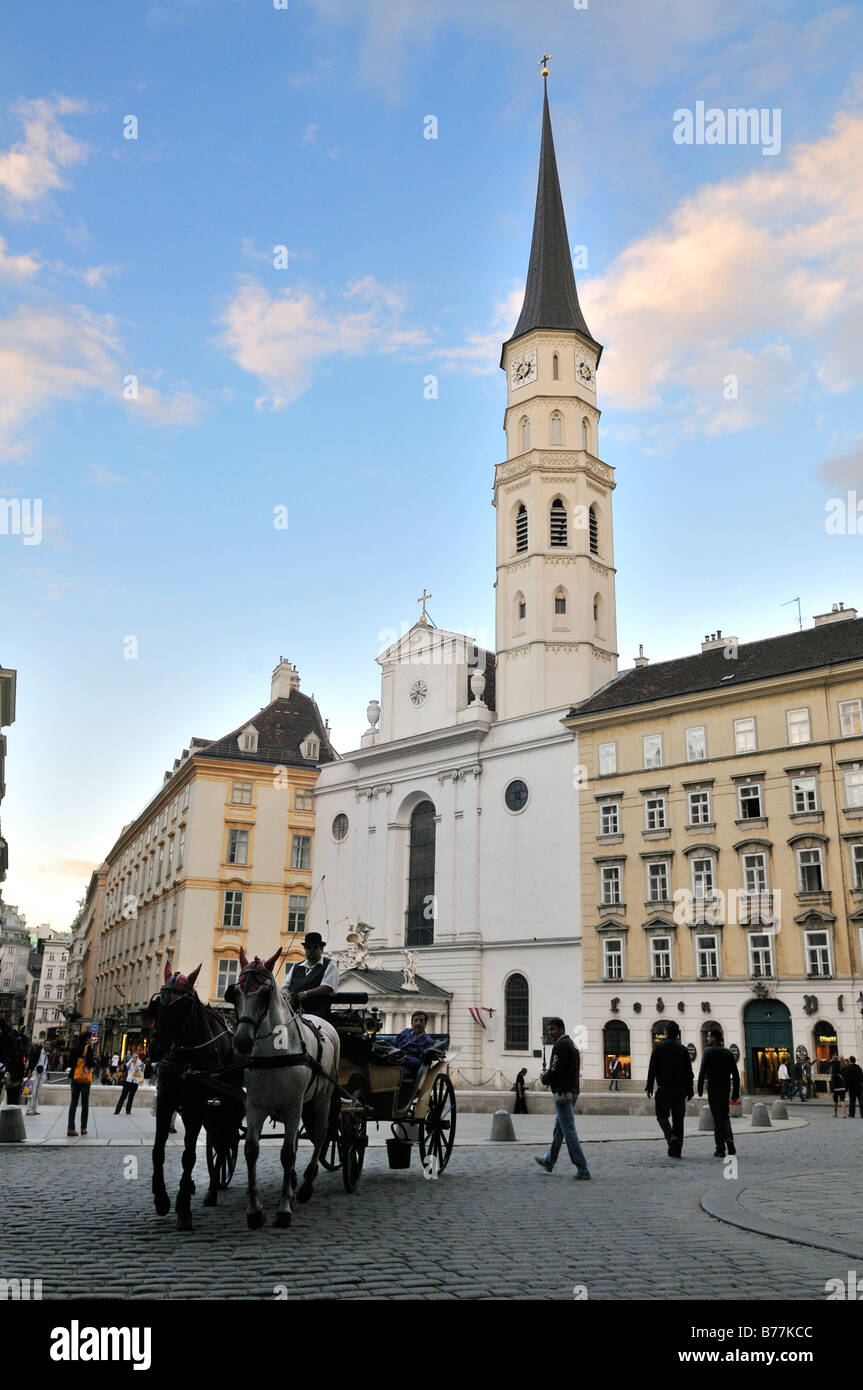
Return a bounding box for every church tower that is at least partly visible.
[495,74,618,721]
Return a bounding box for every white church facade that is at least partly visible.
[309,80,620,1083]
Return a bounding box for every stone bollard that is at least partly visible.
[751,1102,772,1128]
[741,1097,754,1115]
[698,1104,713,1131]
[0,1106,27,1143]
[490,1109,517,1142]
[770,1099,788,1121]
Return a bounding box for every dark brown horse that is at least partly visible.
[147,960,244,1231]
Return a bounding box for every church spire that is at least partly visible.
[504,72,600,361]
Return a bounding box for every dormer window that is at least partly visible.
[239,724,259,754]
[300,733,321,762]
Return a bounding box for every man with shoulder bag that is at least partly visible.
[534,1018,591,1180]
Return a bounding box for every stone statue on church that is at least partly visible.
[336,920,374,971]
[400,950,420,992]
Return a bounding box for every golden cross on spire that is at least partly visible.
[539,53,552,78]
[417,588,432,624]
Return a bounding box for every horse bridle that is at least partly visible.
[151,984,232,1058]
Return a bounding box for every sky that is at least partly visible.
[1,0,862,930]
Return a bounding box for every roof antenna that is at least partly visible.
[781,596,803,632]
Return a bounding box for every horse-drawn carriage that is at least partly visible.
[148,954,456,1230]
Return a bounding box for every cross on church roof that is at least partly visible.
[418,588,432,624]
[539,53,552,76]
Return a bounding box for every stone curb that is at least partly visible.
[701,1181,863,1261]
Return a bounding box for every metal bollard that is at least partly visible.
[751,1101,772,1128]
[490,1109,517,1142]
[770,1100,788,1121]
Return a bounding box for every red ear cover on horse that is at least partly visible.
[239,946,249,970]
[186,963,202,988]
[164,960,174,984]
[263,948,282,974]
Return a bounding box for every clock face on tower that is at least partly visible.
[409,679,429,707]
[577,358,595,386]
[510,350,537,388]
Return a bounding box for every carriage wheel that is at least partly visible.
[418,1073,456,1175]
[319,1130,341,1172]
[339,1108,367,1194]
[206,1132,239,1190]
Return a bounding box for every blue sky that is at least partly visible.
[2,0,862,928]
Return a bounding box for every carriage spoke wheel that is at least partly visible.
[206,1132,239,1190]
[339,1106,367,1194]
[418,1073,456,1175]
[319,1130,341,1172]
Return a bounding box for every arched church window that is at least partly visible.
[554,589,567,616]
[551,413,563,446]
[589,505,599,555]
[582,417,590,451]
[521,418,531,452]
[504,973,529,1051]
[514,591,526,626]
[594,592,603,635]
[515,504,528,553]
[552,353,559,380]
[550,498,567,546]
[406,800,436,947]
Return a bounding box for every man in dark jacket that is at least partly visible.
[697,1027,740,1157]
[844,1055,863,1118]
[646,1020,694,1158]
[534,1018,590,1179]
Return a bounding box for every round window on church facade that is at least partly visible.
[332,813,349,842]
[504,779,529,813]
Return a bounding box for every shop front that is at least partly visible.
[743,998,793,1091]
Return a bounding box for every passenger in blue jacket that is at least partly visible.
[395,1011,437,1081]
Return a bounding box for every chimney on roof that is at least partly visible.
[814,603,858,626]
[271,657,300,701]
[701,629,735,652]
[633,644,649,668]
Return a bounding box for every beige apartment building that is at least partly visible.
[91,659,337,1053]
[566,607,863,1091]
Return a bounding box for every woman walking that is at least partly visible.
[67,1029,95,1136]
[513,1067,529,1114]
[829,1057,847,1118]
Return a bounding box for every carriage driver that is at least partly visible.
[283,933,339,1020]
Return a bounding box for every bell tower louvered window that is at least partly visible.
[550,498,567,547]
[589,505,599,555]
[515,504,528,553]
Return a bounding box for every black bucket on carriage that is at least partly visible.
[386,1125,412,1169]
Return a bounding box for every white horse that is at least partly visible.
[231,947,340,1230]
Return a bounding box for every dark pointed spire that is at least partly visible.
[503,79,601,363]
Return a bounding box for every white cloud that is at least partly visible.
[0,96,89,215]
[217,275,430,406]
[83,462,126,486]
[816,443,863,488]
[0,234,39,280]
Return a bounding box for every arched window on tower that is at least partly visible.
[582,417,590,451]
[521,418,531,452]
[554,587,567,616]
[406,800,436,947]
[594,592,603,636]
[550,497,567,547]
[589,504,599,555]
[514,591,526,632]
[515,504,528,554]
[551,412,563,446]
[504,973,529,1051]
[552,353,559,380]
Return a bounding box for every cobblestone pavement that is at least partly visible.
[1,1108,859,1300]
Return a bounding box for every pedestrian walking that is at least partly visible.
[513,1067,529,1114]
[534,1018,591,1179]
[114,1052,145,1115]
[790,1059,807,1101]
[802,1057,814,1099]
[67,1030,95,1136]
[778,1060,790,1098]
[646,1021,694,1159]
[697,1027,740,1157]
[844,1056,863,1117]
[26,1042,48,1115]
[608,1055,623,1091]
[829,1058,847,1118]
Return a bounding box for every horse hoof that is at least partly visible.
[247,1210,266,1230]
[274,1210,292,1229]
[296,1182,313,1205]
[154,1195,171,1217]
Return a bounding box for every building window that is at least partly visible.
[644,796,667,831]
[805,930,831,977]
[691,857,715,901]
[171,795,179,820]
[222,891,244,929]
[588,504,599,555]
[603,938,623,981]
[582,417,590,451]
[696,934,719,980]
[650,937,672,979]
[552,352,559,380]
[647,862,670,902]
[600,801,620,836]
[166,836,175,873]
[787,708,811,745]
[515,504,528,554]
[232,781,253,806]
[742,852,768,894]
[798,848,824,892]
[687,789,711,825]
[332,813,349,842]
[46,967,53,980]
[227,828,249,865]
[177,830,185,866]
[551,413,563,446]
[182,784,190,810]
[504,973,529,1051]
[520,418,531,452]
[300,734,320,761]
[216,958,239,998]
[643,734,663,770]
[294,788,314,811]
[844,769,863,809]
[516,593,527,622]
[504,780,529,813]
[598,742,617,776]
[734,717,757,753]
[551,591,566,620]
[791,777,818,813]
[851,843,863,889]
[406,800,436,947]
[749,933,773,977]
[839,699,863,737]
[738,783,763,819]
[291,835,312,871]
[600,865,622,906]
[287,894,308,933]
[550,498,567,545]
[685,726,706,762]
